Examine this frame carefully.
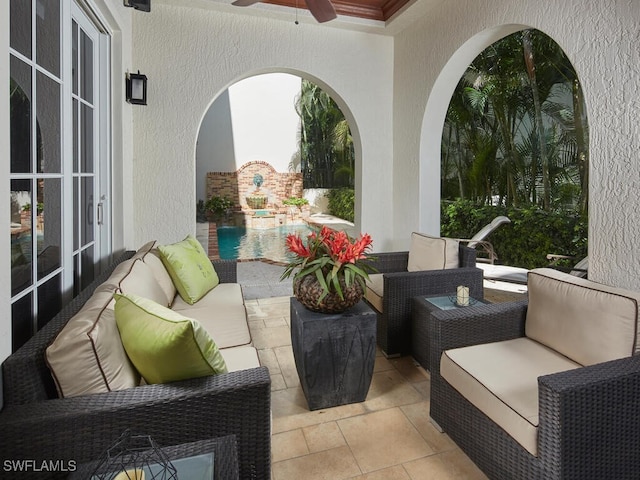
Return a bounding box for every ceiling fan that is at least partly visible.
[231,0,337,23]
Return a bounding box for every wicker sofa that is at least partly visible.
[365,234,483,356]
[429,268,640,479]
[0,247,271,480]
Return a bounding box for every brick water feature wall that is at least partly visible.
[206,161,303,209]
[206,160,310,233]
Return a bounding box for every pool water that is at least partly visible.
[217,224,315,262]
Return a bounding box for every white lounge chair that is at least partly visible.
[456,215,511,264]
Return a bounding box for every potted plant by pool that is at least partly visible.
[282,197,309,208]
[205,195,234,224]
[280,225,375,313]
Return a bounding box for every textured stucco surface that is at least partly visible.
[393,0,640,289]
[132,3,394,250]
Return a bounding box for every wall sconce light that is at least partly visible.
[123,0,151,12]
[126,71,147,105]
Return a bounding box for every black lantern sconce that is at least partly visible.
[123,0,151,12]
[126,71,147,105]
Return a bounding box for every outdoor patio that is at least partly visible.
[237,260,525,479]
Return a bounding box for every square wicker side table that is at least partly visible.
[411,295,485,371]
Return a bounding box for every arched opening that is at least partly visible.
[195,72,361,262]
[422,26,588,270]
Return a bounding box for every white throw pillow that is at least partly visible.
[407,233,459,271]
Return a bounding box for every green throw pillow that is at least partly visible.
[114,293,228,384]
[158,235,219,304]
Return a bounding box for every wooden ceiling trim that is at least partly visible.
[262,0,410,22]
[333,1,384,21]
[380,0,409,20]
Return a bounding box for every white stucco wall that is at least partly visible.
[132,3,394,250]
[393,0,640,289]
[195,90,235,201]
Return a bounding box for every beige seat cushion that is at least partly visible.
[408,233,459,272]
[526,268,640,366]
[220,345,261,372]
[171,283,244,311]
[45,285,140,397]
[441,337,580,456]
[180,304,251,348]
[364,273,384,313]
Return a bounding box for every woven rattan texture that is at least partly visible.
[0,253,271,480]
[429,300,640,479]
[366,244,483,356]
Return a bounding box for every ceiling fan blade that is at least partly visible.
[232,0,261,6]
[305,0,337,23]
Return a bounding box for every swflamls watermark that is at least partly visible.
[3,459,77,473]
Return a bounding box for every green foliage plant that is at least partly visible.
[205,196,234,221]
[327,188,354,223]
[441,199,587,269]
[282,197,309,207]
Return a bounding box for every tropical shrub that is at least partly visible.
[441,199,587,269]
[327,188,354,223]
[282,197,309,207]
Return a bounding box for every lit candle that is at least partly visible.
[114,469,145,480]
[456,285,469,306]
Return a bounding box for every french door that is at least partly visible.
[9,0,112,351]
[71,2,112,296]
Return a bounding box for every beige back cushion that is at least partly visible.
[526,268,640,366]
[144,249,177,305]
[131,240,157,260]
[407,233,459,272]
[118,259,170,307]
[45,284,140,397]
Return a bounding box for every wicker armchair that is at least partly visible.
[0,252,271,480]
[365,243,483,356]
[429,282,640,479]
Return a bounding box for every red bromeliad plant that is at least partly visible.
[280,226,376,301]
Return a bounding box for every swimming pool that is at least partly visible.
[217,224,315,263]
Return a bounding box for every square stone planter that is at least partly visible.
[290,298,377,410]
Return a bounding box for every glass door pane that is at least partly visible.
[10,56,32,174]
[72,11,100,294]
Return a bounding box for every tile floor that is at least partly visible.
[245,295,490,480]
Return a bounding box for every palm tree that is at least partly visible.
[295,80,355,189]
[442,28,589,215]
